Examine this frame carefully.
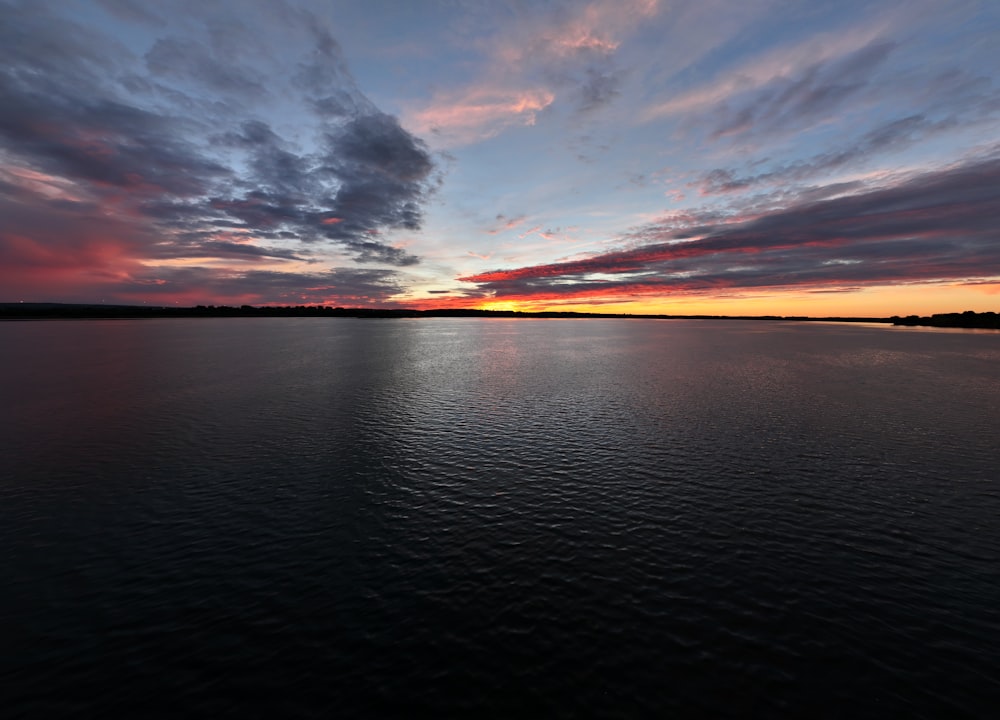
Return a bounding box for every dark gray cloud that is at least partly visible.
[578,67,625,113]
[312,112,434,263]
[292,24,358,99]
[199,108,434,267]
[145,37,268,99]
[203,111,433,265]
[0,1,127,89]
[0,86,231,196]
[158,240,309,263]
[94,0,165,26]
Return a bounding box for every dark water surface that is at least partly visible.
[2,318,999,718]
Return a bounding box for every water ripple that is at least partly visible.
[2,319,999,718]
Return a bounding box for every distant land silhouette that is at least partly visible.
[888,311,1000,329]
[0,303,997,328]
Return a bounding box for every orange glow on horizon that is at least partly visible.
[396,281,1000,317]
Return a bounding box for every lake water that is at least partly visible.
[2,318,999,718]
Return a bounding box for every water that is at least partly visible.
[2,318,999,718]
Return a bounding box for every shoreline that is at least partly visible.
[1,303,997,329]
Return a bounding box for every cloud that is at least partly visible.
[292,21,372,115]
[205,111,434,265]
[145,37,268,99]
[709,40,895,140]
[157,239,308,263]
[459,155,1000,300]
[94,0,164,26]
[639,0,1000,159]
[406,88,555,146]
[641,20,891,123]
[578,67,626,113]
[0,167,407,305]
[693,67,1000,194]
[110,266,406,306]
[0,178,151,301]
[403,0,658,145]
[696,115,945,195]
[0,0,439,303]
[517,0,651,114]
[0,90,231,197]
[487,213,528,234]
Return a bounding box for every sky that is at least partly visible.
[2,0,1000,316]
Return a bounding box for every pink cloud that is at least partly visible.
[486,214,528,234]
[405,87,555,146]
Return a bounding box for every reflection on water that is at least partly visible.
[2,318,999,718]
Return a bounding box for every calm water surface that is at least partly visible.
[2,318,999,718]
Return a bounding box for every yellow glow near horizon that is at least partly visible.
[475,300,523,312]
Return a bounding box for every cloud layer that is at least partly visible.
[0,0,437,304]
[460,155,1000,302]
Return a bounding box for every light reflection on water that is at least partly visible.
[2,318,999,718]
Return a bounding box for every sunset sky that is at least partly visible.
[2,0,999,315]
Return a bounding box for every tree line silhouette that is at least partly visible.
[1,303,997,327]
[890,311,1000,329]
